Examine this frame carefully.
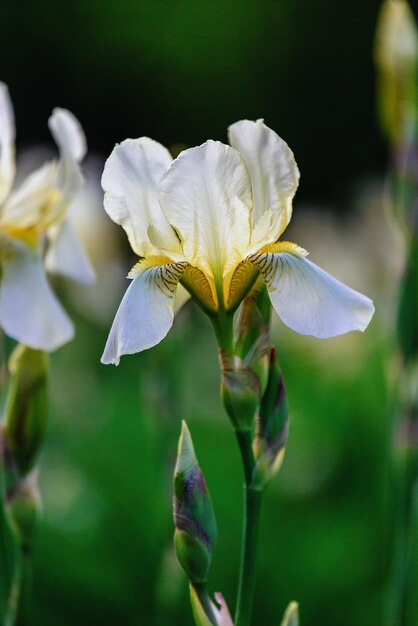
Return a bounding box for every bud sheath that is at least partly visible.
[221,353,260,433]
[253,347,289,490]
[173,422,217,584]
[4,344,49,476]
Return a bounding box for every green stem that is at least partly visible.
[210,313,235,355]
[4,545,31,626]
[191,582,218,626]
[212,313,264,626]
[236,431,255,486]
[234,431,262,626]
[0,434,12,619]
[390,435,418,626]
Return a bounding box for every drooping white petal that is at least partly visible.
[228,120,299,245]
[0,82,16,204]
[101,258,187,365]
[45,219,95,284]
[102,137,181,258]
[249,247,375,338]
[0,246,74,350]
[158,140,252,281]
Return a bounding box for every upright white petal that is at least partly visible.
[0,161,57,231]
[102,258,187,365]
[102,137,181,258]
[0,247,74,350]
[45,219,95,284]
[249,247,375,338]
[228,120,299,245]
[0,82,16,204]
[48,107,87,162]
[158,141,252,281]
[47,108,87,224]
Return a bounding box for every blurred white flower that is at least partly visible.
[65,155,127,326]
[0,82,94,351]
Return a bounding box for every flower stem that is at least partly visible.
[4,545,31,626]
[389,424,418,626]
[234,430,262,626]
[191,582,218,626]
[210,313,235,355]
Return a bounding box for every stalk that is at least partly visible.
[234,431,262,626]
[213,307,266,626]
[4,546,31,626]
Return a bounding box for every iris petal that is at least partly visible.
[249,244,375,338]
[0,247,74,350]
[101,257,188,364]
[45,218,95,284]
[228,119,299,246]
[158,140,252,282]
[102,137,180,257]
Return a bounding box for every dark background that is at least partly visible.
[0,1,405,625]
[1,0,388,204]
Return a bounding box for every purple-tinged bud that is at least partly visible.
[252,347,289,490]
[173,422,217,584]
[235,282,271,396]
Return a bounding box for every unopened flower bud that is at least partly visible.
[280,602,299,626]
[5,470,41,550]
[4,344,48,476]
[235,282,271,395]
[173,422,217,584]
[221,353,260,432]
[252,347,289,490]
[374,0,418,143]
[190,584,234,626]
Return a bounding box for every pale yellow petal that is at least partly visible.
[158,140,252,283]
[0,162,58,236]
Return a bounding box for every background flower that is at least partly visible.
[0,83,94,351]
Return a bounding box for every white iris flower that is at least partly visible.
[0,82,94,351]
[101,119,374,365]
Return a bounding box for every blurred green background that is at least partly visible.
[0,0,407,624]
